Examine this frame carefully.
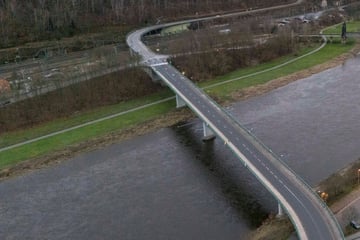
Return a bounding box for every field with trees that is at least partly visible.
[0,0,356,132]
[0,0,359,48]
[0,0,358,168]
[0,0,295,48]
[0,9,320,133]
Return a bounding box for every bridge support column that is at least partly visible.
[202,122,216,141]
[143,67,161,83]
[277,202,285,218]
[129,48,135,57]
[176,94,186,108]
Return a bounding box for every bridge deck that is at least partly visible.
[127,1,344,238]
[152,63,341,240]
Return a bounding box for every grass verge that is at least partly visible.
[0,98,175,168]
[0,39,356,169]
[202,41,355,98]
[0,90,173,148]
[322,20,360,35]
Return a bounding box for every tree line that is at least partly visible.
[0,68,161,132]
[172,28,301,82]
[0,0,294,47]
[0,25,306,132]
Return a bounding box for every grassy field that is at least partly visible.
[0,90,173,149]
[161,23,190,36]
[0,99,176,168]
[0,38,356,169]
[323,20,360,34]
[202,41,355,97]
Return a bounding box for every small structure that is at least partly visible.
[219,29,231,35]
[321,0,328,9]
[0,79,10,93]
[317,190,329,202]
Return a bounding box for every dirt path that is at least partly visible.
[1,44,360,182]
[331,186,360,215]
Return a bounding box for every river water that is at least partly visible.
[1,56,360,239]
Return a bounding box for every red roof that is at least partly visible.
[0,79,10,93]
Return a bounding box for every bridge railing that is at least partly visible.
[129,4,343,236]
[209,94,343,237]
[182,32,342,236]
[168,63,343,236]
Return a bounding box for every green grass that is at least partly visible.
[0,90,173,149]
[0,98,175,168]
[161,24,190,36]
[0,38,356,169]
[201,41,354,97]
[199,47,316,97]
[323,20,360,34]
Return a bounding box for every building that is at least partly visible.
[0,79,11,93]
[321,0,328,9]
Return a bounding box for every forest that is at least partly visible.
[0,0,294,47]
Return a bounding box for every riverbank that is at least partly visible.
[1,42,359,182]
[250,158,360,240]
[241,27,360,240]
[0,36,356,240]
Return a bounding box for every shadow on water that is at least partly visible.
[172,120,271,227]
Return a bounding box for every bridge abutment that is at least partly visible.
[144,67,162,83]
[129,48,134,57]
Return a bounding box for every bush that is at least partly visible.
[0,68,162,132]
[172,30,298,82]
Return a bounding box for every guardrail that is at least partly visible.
[222,101,344,237]
[198,33,343,237]
[127,3,345,238]
[151,60,343,238]
[158,54,343,237]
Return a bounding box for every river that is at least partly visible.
[0,55,360,239]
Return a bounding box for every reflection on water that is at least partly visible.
[174,120,272,226]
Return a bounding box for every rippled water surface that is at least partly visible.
[1,56,360,239]
[233,56,360,185]
[0,126,271,240]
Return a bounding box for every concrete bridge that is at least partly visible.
[126,1,344,239]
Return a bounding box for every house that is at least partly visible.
[0,79,10,93]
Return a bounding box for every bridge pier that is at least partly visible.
[277,202,285,218]
[202,122,216,141]
[176,94,186,108]
[144,67,162,83]
[129,48,135,57]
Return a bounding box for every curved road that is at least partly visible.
[127,1,344,239]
